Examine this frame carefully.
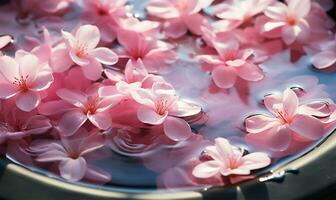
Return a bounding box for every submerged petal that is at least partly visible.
[163,116,192,141]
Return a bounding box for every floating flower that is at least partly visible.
[101,59,148,98]
[0,104,52,144]
[198,39,264,89]
[62,24,119,80]
[192,138,271,179]
[131,82,201,141]
[245,88,330,151]
[262,0,312,45]
[147,0,214,38]
[81,0,128,43]
[56,88,123,136]
[29,128,110,182]
[0,54,54,112]
[117,29,177,73]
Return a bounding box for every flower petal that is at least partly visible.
[240,152,271,170]
[246,125,292,152]
[164,18,188,39]
[87,112,112,130]
[283,88,299,118]
[245,114,281,134]
[36,149,67,162]
[89,47,118,65]
[169,100,201,117]
[29,71,54,91]
[59,157,87,181]
[289,114,324,140]
[237,63,264,81]
[137,106,167,125]
[131,88,155,107]
[57,111,87,136]
[192,160,221,178]
[311,51,336,69]
[214,138,233,159]
[81,59,103,81]
[57,88,87,107]
[0,35,11,49]
[75,25,100,50]
[262,21,286,32]
[16,91,41,112]
[146,0,179,19]
[18,54,39,82]
[282,25,300,45]
[212,66,237,89]
[266,126,292,151]
[264,93,283,114]
[264,2,288,19]
[288,0,311,18]
[298,102,331,117]
[0,55,19,82]
[163,116,192,141]
[0,83,19,99]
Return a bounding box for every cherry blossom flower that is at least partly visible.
[0,54,54,112]
[146,0,214,38]
[192,138,271,180]
[198,39,265,89]
[44,87,123,136]
[29,128,110,182]
[131,82,201,141]
[0,104,52,144]
[62,24,119,80]
[262,0,312,45]
[245,88,331,151]
[101,60,147,98]
[117,29,177,73]
[81,0,128,43]
[213,0,275,30]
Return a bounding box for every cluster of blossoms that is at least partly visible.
[0,0,335,189]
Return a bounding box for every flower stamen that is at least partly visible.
[13,75,29,92]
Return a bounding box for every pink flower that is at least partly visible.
[262,0,312,45]
[30,128,111,182]
[213,0,275,30]
[0,35,11,49]
[117,29,177,73]
[311,37,336,69]
[101,60,148,97]
[146,0,214,38]
[81,0,128,43]
[131,82,201,141]
[0,104,52,144]
[198,39,264,89]
[0,54,54,112]
[192,138,271,179]
[245,88,330,151]
[52,88,123,136]
[62,24,119,80]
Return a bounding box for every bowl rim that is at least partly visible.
[1,129,336,200]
